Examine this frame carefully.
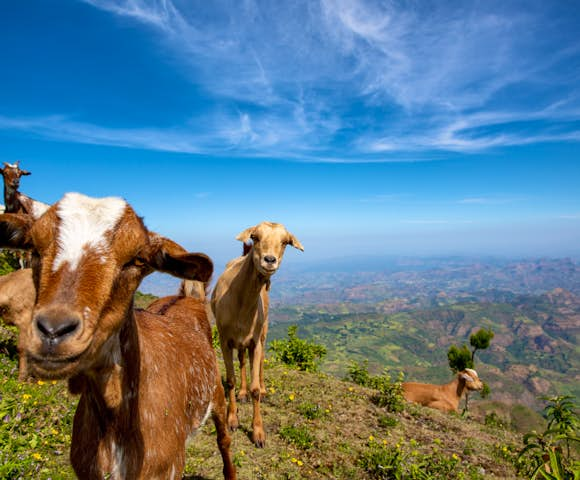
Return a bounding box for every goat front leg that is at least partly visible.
[259,333,267,396]
[248,341,266,447]
[221,342,239,431]
[212,373,237,480]
[237,348,248,403]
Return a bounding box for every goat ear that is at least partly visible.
[287,233,304,251]
[21,170,31,176]
[460,372,473,382]
[0,214,34,249]
[236,226,255,243]
[146,234,213,282]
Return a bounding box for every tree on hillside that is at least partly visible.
[447,344,473,373]
[447,327,494,414]
[469,328,494,363]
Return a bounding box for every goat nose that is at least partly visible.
[264,255,277,264]
[35,314,80,345]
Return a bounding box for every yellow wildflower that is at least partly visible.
[269,387,276,394]
[291,457,298,463]
[288,393,295,401]
[452,453,460,461]
[51,429,59,435]
[51,380,57,385]
[32,453,42,460]
[368,435,375,442]
[22,393,32,401]
[297,460,303,466]
[37,380,45,386]
[348,386,354,391]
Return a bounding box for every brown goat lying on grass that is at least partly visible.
[402,369,484,413]
[0,192,236,480]
[211,221,304,447]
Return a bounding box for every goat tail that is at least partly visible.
[178,279,210,301]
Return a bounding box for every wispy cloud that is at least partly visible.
[457,195,528,205]
[401,219,474,225]
[8,0,580,160]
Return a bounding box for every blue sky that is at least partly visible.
[1,0,579,277]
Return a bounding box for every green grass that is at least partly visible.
[0,352,76,479]
[1,342,525,479]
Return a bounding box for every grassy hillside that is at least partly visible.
[269,297,580,411]
[1,321,530,479]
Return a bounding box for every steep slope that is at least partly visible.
[1,339,525,479]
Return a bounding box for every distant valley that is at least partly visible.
[266,256,580,410]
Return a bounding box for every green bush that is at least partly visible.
[517,395,580,479]
[358,438,467,479]
[269,325,326,372]
[279,424,315,450]
[0,250,20,276]
[298,401,327,420]
[347,361,405,413]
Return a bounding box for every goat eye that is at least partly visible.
[250,234,259,242]
[124,257,146,269]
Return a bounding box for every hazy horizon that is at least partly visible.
[1,1,579,265]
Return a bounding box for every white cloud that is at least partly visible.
[6,0,580,159]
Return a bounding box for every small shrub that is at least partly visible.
[359,439,466,479]
[347,361,405,413]
[517,394,580,479]
[347,359,372,386]
[358,441,403,479]
[0,250,20,275]
[378,414,399,429]
[370,371,406,413]
[269,325,326,372]
[485,411,510,429]
[279,424,315,450]
[298,402,326,421]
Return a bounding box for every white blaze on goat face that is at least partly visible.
[52,193,127,272]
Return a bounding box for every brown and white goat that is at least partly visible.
[0,268,35,379]
[402,369,484,413]
[0,192,236,480]
[211,221,304,447]
[1,161,49,217]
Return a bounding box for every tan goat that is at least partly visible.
[402,368,484,413]
[0,268,35,379]
[0,193,236,479]
[211,221,304,447]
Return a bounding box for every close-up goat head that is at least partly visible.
[0,192,212,380]
[236,221,304,276]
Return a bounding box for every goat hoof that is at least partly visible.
[252,431,266,448]
[237,392,248,403]
[227,417,239,431]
